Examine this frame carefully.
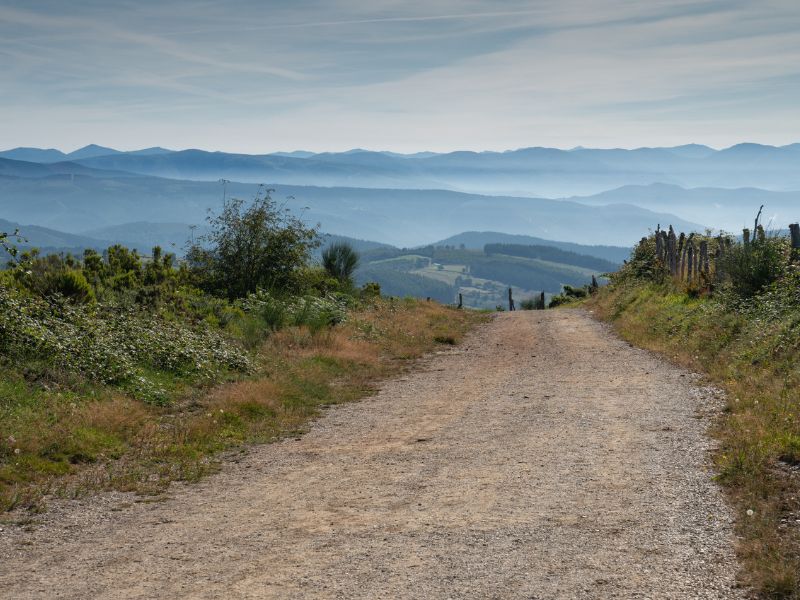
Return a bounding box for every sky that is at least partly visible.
[1,0,799,153]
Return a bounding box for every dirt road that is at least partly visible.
[0,310,742,599]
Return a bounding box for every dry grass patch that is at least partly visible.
[1,298,485,514]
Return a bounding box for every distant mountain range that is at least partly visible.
[2,143,799,251]
[0,157,701,247]
[0,144,173,163]
[3,142,800,198]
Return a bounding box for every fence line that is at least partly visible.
[646,222,800,284]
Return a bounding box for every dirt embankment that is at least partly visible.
[0,310,742,599]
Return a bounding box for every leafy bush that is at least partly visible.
[717,236,788,298]
[240,290,349,335]
[240,289,288,332]
[0,286,250,403]
[610,236,665,284]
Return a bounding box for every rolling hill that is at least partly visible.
[431,232,631,263]
[569,183,800,234]
[355,245,610,309]
[0,218,116,256]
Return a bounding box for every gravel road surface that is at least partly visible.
[0,309,743,599]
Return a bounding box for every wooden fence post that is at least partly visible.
[743,228,750,245]
[668,226,677,275]
[457,293,463,309]
[508,288,515,311]
[699,241,709,276]
[655,225,663,260]
[539,291,546,310]
[715,235,725,281]
[789,224,800,260]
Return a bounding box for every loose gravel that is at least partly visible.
[0,309,744,599]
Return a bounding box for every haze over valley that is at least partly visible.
[4,141,798,248]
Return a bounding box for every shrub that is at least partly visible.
[322,242,360,286]
[0,286,250,404]
[287,295,348,333]
[46,270,95,304]
[360,282,381,299]
[14,252,95,304]
[240,289,287,332]
[548,284,590,307]
[718,236,787,298]
[610,236,665,284]
[521,295,546,310]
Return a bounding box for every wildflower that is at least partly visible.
[746,509,754,517]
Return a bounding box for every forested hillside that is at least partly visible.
[484,243,618,272]
[355,244,608,309]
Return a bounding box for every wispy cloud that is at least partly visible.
[0,5,305,80]
[1,0,799,152]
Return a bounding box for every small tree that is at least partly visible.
[321,242,359,287]
[188,189,319,298]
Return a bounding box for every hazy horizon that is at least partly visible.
[4,140,799,157]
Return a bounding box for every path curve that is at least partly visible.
[0,310,742,599]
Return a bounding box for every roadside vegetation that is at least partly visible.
[587,224,800,598]
[0,194,482,515]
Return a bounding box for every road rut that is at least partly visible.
[0,309,742,599]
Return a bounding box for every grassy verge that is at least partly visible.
[587,282,800,598]
[1,298,485,514]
